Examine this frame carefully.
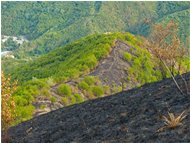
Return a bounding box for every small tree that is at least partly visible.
[1,71,17,133]
[143,21,187,94]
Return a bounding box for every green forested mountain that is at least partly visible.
[2,1,190,56]
[5,33,159,83]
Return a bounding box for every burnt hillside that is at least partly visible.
[9,72,190,143]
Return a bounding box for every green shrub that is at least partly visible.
[91,86,104,97]
[14,105,35,125]
[46,77,55,86]
[133,58,141,67]
[78,81,89,90]
[50,97,56,103]
[62,97,69,106]
[73,94,84,103]
[58,84,72,96]
[84,76,96,85]
[40,88,50,97]
[103,86,111,94]
[29,78,49,89]
[85,54,98,69]
[14,96,28,106]
[40,104,46,109]
[112,83,122,94]
[70,96,76,105]
[123,52,132,61]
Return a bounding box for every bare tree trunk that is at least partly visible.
[179,74,190,95]
[160,59,184,95]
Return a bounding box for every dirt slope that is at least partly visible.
[90,40,132,88]
[9,72,190,143]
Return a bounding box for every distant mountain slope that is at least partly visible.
[7,32,160,83]
[3,32,165,123]
[2,1,190,56]
[3,32,190,123]
[157,9,190,48]
[9,72,190,143]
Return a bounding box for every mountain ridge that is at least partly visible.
[3,32,190,124]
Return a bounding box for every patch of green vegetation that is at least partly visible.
[41,88,51,97]
[112,83,122,94]
[57,84,72,96]
[73,94,84,103]
[180,56,190,73]
[127,46,163,85]
[13,105,35,125]
[103,86,111,95]
[11,78,50,124]
[123,52,132,61]
[8,33,126,82]
[40,104,46,109]
[62,97,69,106]
[78,81,89,90]
[91,86,104,97]
[50,97,56,103]
[77,76,108,98]
[46,77,56,86]
[83,76,96,86]
[70,96,76,105]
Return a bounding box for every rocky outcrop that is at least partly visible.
[9,72,190,143]
[90,40,133,89]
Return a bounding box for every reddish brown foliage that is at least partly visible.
[143,20,186,76]
[1,71,17,132]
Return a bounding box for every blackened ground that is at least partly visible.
[9,73,190,143]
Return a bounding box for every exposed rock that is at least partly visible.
[90,40,133,89]
[9,72,190,143]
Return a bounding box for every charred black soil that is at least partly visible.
[9,73,190,143]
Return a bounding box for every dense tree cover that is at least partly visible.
[7,33,116,82]
[156,1,190,18]
[1,1,91,40]
[1,2,190,57]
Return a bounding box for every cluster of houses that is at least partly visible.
[1,35,28,58]
[2,35,28,44]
